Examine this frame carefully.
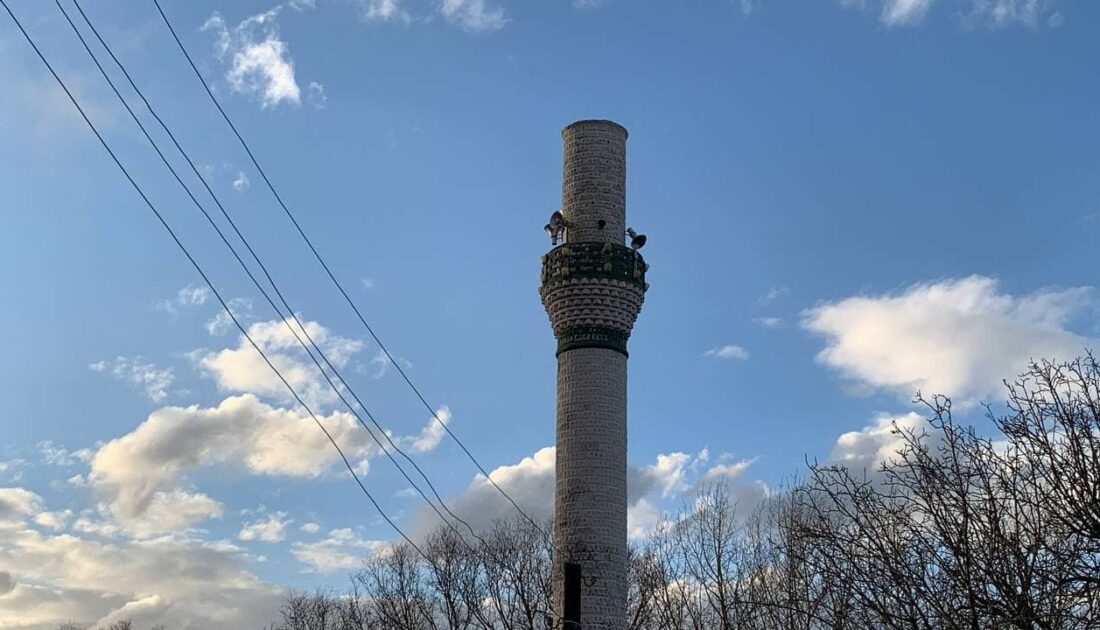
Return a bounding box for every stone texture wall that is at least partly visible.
[561,120,628,244]
[543,120,644,629]
[553,347,628,628]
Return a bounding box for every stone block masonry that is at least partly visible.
[560,121,628,244]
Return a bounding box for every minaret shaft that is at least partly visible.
[541,120,646,629]
[554,347,628,626]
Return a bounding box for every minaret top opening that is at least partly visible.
[561,119,629,140]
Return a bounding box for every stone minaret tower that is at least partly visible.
[540,120,648,629]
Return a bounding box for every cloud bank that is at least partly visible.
[411,446,765,542]
[804,275,1095,403]
[0,510,281,629]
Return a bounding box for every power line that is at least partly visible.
[56,0,486,553]
[150,0,550,541]
[0,0,427,560]
[63,0,486,548]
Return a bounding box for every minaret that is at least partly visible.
[540,120,648,629]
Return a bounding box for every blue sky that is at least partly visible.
[1,0,1098,627]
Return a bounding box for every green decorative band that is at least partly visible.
[540,241,647,292]
[556,325,630,357]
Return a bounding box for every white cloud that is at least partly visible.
[203,8,308,108]
[232,170,251,192]
[289,0,317,10]
[126,491,225,538]
[238,511,290,543]
[753,316,782,328]
[632,451,766,531]
[291,528,385,572]
[307,81,327,108]
[439,0,508,32]
[154,301,176,316]
[355,0,410,22]
[0,524,282,629]
[964,0,1058,28]
[33,509,73,531]
[95,595,169,630]
[804,276,1095,403]
[758,285,789,306]
[198,317,364,407]
[0,487,43,525]
[72,313,444,538]
[694,448,711,466]
[829,412,926,470]
[206,296,254,335]
[627,499,661,540]
[838,0,1061,27]
[87,394,378,536]
[368,350,391,378]
[638,452,693,498]
[835,0,934,25]
[67,474,90,488]
[401,406,452,453]
[157,284,211,314]
[367,349,412,379]
[228,38,300,107]
[71,513,124,538]
[350,0,518,32]
[699,459,757,485]
[882,0,935,25]
[704,344,750,361]
[300,521,321,534]
[0,459,25,482]
[177,285,210,306]
[412,446,762,541]
[91,356,175,403]
[413,447,556,535]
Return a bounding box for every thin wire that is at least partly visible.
[64,0,485,549]
[0,0,426,560]
[151,0,551,542]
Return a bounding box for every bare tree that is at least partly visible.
[995,355,1100,599]
[794,384,1097,629]
[272,589,347,630]
[422,526,478,629]
[675,482,751,629]
[476,517,553,629]
[738,489,852,629]
[56,620,160,630]
[355,542,438,628]
[643,514,706,630]
[266,356,1100,629]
